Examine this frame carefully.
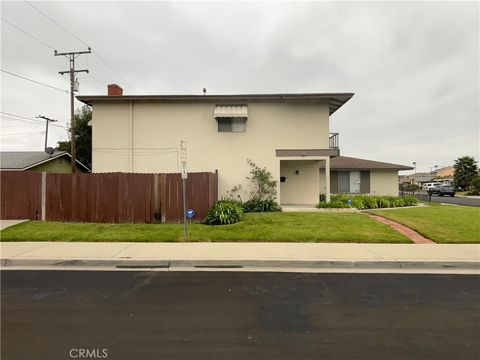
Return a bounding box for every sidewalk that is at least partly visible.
[1,242,479,273]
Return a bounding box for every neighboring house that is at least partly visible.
[399,175,414,186]
[409,172,435,186]
[433,166,454,178]
[78,84,411,205]
[0,151,90,173]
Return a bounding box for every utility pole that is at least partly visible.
[55,48,91,173]
[37,115,58,151]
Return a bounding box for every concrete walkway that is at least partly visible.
[0,220,28,230]
[1,242,479,273]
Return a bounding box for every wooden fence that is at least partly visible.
[0,171,218,223]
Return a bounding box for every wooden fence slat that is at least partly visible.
[0,171,218,224]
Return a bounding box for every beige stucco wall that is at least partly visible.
[370,170,400,196]
[92,101,330,202]
[280,160,320,204]
[319,169,400,196]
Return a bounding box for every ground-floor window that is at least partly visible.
[332,170,370,194]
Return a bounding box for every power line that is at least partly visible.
[1,131,45,136]
[23,0,136,93]
[1,112,44,123]
[0,113,68,129]
[1,69,69,94]
[1,16,56,50]
[86,73,104,86]
[1,116,66,128]
[92,51,137,93]
[24,0,90,48]
[2,17,107,89]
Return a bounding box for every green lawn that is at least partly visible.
[371,203,480,243]
[0,212,410,243]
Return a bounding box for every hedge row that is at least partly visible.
[317,194,418,209]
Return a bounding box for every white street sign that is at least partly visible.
[180,140,187,179]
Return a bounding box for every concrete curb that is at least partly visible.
[1,258,479,270]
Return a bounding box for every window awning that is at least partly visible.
[214,105,248,118]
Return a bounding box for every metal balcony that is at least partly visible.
[329,132,339,149]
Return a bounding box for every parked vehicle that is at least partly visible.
[423,182,443,191]
[428,185,456,197]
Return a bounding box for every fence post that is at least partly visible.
[160,174,166,223]
[41,172,46,221]
[153,174,159,222]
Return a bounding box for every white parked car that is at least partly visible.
[423,182,443,190]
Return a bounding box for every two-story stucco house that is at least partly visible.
[78,85,412,205]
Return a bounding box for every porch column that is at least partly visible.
[325,157,331,202]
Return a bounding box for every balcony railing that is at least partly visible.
[329,132,339,149]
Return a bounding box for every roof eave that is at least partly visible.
[76,93,355,115]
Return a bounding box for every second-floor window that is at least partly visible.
[214,105,248,133]
[217,117,247,132]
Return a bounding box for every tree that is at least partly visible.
[453,156,478,190]
[57,105,92,168]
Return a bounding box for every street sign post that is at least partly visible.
[180,140,188,241]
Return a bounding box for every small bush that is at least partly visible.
[402,196,418,206]
[243,199,281,213]
[316,200,352,208]
[469,177,480,195]
[204,200,243,225]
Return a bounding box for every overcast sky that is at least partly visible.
[1,0,478,174]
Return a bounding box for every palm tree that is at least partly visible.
[453,156,478,190]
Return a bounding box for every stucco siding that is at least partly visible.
[280,160,320,205]
[92,101,330,202]
[370,170,400,196]
[320,169,399,196]
[30,156,85,173]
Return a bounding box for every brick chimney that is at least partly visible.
[108,84,123,96]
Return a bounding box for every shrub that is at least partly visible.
[243,159,280,212]
[243,199,281,213]
[402,195,418,206]
[469,177,480,195]
[316,200,352,208]
[316,194,418,209]
[204,200,243,225]
[246,159,278,201]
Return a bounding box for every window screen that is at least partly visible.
[217,117,246,132]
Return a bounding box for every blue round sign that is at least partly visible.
[186,209,195,218]
[346,199,353,205]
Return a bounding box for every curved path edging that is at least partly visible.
[366,214,435,244]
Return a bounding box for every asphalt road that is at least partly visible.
[429,195,480,207]
[2,271,480,360]
[412,193,480,207]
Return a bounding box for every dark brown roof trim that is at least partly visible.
[319,156,413,170]
[276,149,340,157]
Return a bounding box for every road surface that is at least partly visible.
[2,271,479,360]
[409,192,480,207]
[429,195,480,207]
